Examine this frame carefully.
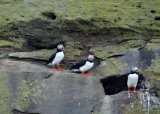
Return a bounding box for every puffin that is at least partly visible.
[70,55,94,77]
[127,67,139,93]
[47,44,65,70]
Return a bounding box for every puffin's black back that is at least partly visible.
[70,60,87,70]
[100,73,145,95]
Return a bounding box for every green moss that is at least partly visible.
[144,57,160,88]
[145,43,160,51]
[12,79,47,111]
[54,0,160,33]
[123,102,145,114]
[0,40,12,47]
[0,0,55,30]
[65,48,81,59]
[65,41,82,59]
[13,80,30,110]
[9,38,25,49]
[0,72,11,114]
[145,57,160,79]
[0,38,25,49]
[1,0,160,33]
[122,40,144,48]
[144,57,160,89]
[90,40,144,60]
[90,45,125,60]
[149,39,160,43]
[123,102,160,114]
[98,58,127,76]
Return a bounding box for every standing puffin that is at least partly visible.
[70,55,94,77]
[47,44,64,70]
[127,67,139,93]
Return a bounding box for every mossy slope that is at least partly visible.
[0,0,160,33]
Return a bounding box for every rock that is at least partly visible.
[145,39,160,51]
[0,59,104,114]
[1,59,151,114]
[9,49,55,60]
[96,42,160,77]
[97,49,140,77]
[0,71,11,114]
[144,57,160,78]
[122,99,160,114]
[89,39,144,60]
[8,44,82,63]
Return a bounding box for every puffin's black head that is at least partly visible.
[130,67,139,74]
[87,55,94,62]
[57,44,64,52]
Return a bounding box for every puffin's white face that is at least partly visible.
[131,67,138,72]
[57,44,64,50]
[88,55,94,61]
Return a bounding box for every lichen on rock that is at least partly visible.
[9,49,55,60]
[144,57,160,91]
[98,58,127,77]
[0,38,25,49]
[123,101,160,114]
[12,79,47,111]
[0,72,11,114]
[145,39,160,51]
[90,39,144,60]
[145,57,160,79]
[65,41,82,59]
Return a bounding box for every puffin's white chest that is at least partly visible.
[52,51,64,65]
[79,61,94,72]
[127,73,139,88]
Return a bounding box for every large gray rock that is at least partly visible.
[0,59,104,114]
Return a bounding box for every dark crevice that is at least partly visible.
[116,39,131,44]
[150,10,156,14]
[100,73,145,95]
[9,56,47,63]
[136,2,142,8]
[44,73,53,78]
[25,34,66,49]
[8,57,72,70]
[6,18,9,21]
[12,109,40,114]
[114,17,121,23]
[155,17,160,20]
[42,12,56,20]
[107,54,124,58]
[0,54,8,59]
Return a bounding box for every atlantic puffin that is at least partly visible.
[127,67,139,93]
[70,55,94,77]
[47,44,64,70]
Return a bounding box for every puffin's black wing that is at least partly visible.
[46,52,56,64]
[70,60,86,70]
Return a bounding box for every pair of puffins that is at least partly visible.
[46,44,94,77]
